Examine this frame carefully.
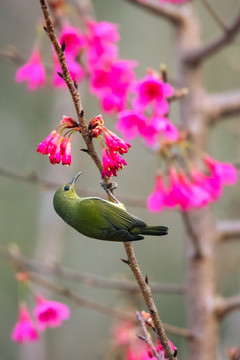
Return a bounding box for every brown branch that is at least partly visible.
[136,311,162,360]
[215,295,240,319]
[124,0,185,25]
[208,90,240,123]
[216,220,240,242]
[181,212,204,259]
[0,247,191,338]
[0,247,185,294]
[123,243,177,360]
[39,0,108,183]
[185,11,240,65]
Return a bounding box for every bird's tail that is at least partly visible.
[131,225,168,236]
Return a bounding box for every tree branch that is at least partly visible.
[0,247,185,294]
[216,220,240,242]
[215,295,240,319]
[208,90,240,124]
[124,0,185,25]
[123,243,177,360]
[185,11,240,65]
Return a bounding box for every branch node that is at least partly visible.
[121,258,131,265]
[61,40,66,52]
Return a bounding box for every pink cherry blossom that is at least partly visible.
[204,155,238,185]
[86,19,119,68]
[53,53,84,87]
[147,339,177,360]
[61,138,72,165]
[59,24,86,56]
[15,49,45,91]
[117,110,148,141]
[148,174,167,212]
[150,116,179,141]
[101,148,127,178]
[34,295,70,331]
[12,303,38,343]
[90,59,137,113]
[104,130,131,154]
[132,74,174,116]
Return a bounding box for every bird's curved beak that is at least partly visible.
[70,171,85,186]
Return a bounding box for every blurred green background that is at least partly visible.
[0,0,240,359]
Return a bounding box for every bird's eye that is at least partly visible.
[64,185,70,191]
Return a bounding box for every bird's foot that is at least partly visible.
[101,181,119,203]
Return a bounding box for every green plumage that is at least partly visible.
[53,173,168,242]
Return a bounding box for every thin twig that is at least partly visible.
[216,220,240,242]
[215,294,240,319]
[185,11,240,65]
[0,247,185,294]
[123,242,177,360]
[124,0,185,25]
[208,90,240,123]
[136,311,162,360]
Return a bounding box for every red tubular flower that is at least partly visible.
[104,130,131,154]
[12,303,38,344]
[34,295,70,331]
[101,148,127,178]
[37,116,79,165]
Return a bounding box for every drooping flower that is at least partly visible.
[12,303,38,343]
[116,110,148,141]
[15,49,45,91]
[90,59,137,113]
[59,24,86,56]
[85,19,120,68]
[89,115,131,178]
[34,295,70,330]
[148,174,167,212]
[147,339,177,359]
[204,155,238,185]
[37,115,79,166]
[132,74,174,116]
[101,148,127,178]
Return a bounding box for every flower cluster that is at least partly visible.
[15,17,136,113]
[12,296,70,344]
[89,115,131,178]
[108,311,177,360]
[148,139,238,212]
[37,116,80,166]
[117,71,178,147]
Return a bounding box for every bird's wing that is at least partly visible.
[98,199,147,231]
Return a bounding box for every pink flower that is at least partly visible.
[12,303,38,343]
[150,116,179,141]
[132,74,174,116]
[148,339,177,359]
[117,110,148,141]
[15,49,45,91]
[101,148,127,178]
[34,295,70,330]
[53,53,84,87]
[204,155,238,185]
[90,59,137,113]
[104,130,131,154]
[59,24,86,56]
[37,115,79,165]
[148,174,167,212]
[86,19,119,68]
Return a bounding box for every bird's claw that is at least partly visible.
[100,181,119,203]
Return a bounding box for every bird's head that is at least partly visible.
[53,171,84,207]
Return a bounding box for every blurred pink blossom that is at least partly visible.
[12,303,38,343]
[15,49,45,91]
[34,295,70,330]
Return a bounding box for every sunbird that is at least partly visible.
[53,172,168,242]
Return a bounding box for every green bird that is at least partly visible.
[53,172,168,242]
